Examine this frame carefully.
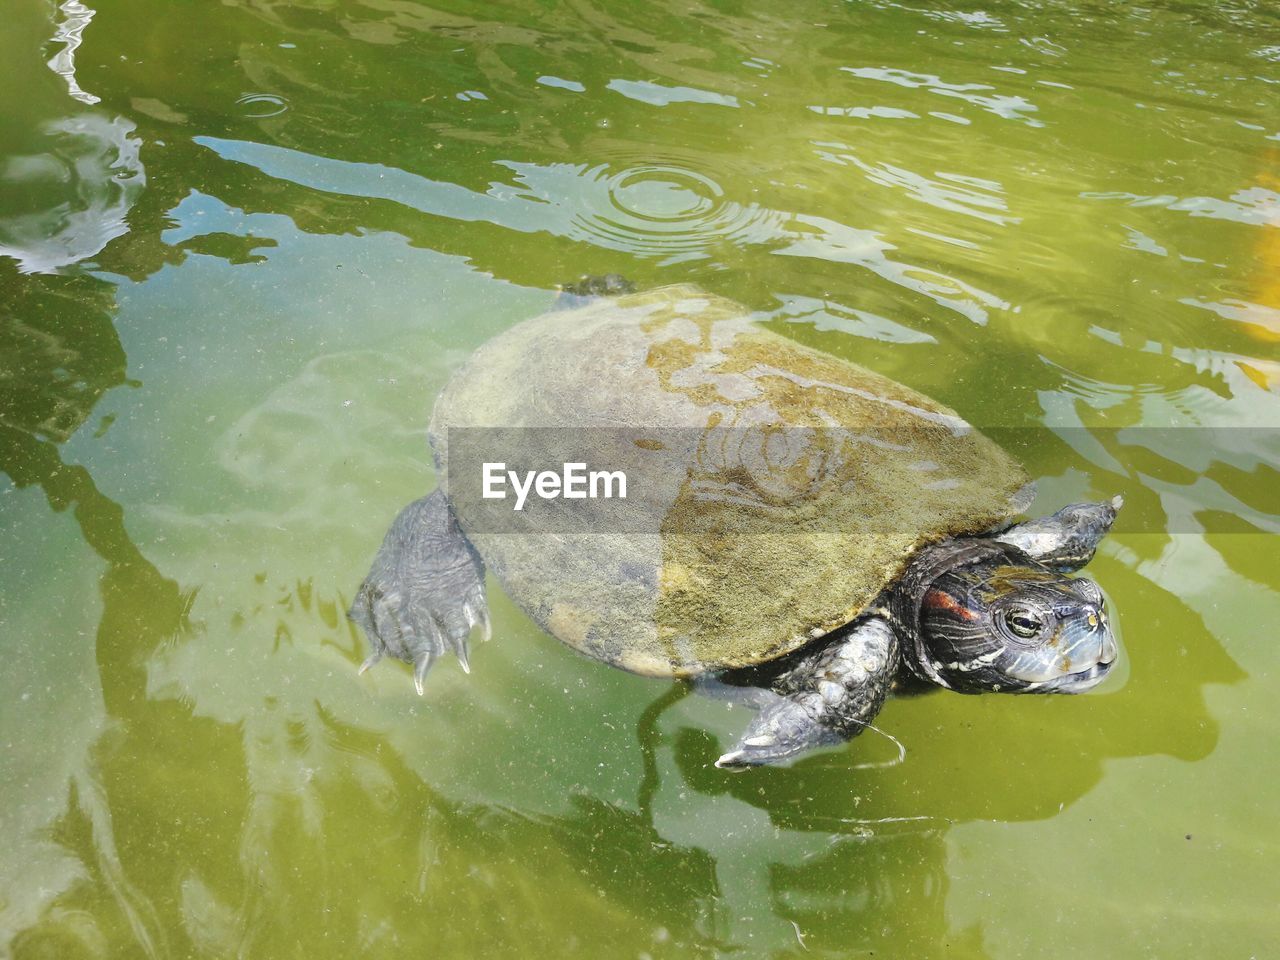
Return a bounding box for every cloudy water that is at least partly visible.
[1,1,1277,957]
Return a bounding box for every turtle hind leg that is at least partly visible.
[348,490,489,693]
[994,496,1123,571]
[715,616,900,770]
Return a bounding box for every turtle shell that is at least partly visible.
[430,285,1029,678]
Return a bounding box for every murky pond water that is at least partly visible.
[2,1,1278,957]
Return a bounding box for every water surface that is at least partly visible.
[1,1,1277,957]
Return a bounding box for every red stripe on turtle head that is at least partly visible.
[923,586,979,622]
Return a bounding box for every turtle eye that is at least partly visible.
[1004,609,1043,640]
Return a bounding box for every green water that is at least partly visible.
[2,0,1278,956]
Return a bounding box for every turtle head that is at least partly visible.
[913,555,1117,694]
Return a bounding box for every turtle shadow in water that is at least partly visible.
[630,683,984,958]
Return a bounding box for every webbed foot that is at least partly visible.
[995,496,1123,570]
[349,490,489,693]
[715,616,900,770]
[715,691,842,769]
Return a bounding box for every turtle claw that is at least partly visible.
[715,695,835,770]
[413,654,437,696]
[349,490,489,693]
[714,734,791,772]
[464,598,491,644]
[713,750,751,771]
[714,616,899,769]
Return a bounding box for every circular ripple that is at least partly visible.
[236,93,289,118]
[609,165,722,222]
[566,161,785,260]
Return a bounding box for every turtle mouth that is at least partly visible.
[1040,660,1112,693]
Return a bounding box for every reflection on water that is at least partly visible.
[0,115,144,274]
[47,1,100,106]
[197,134,1009,325]
[1,0,1278,956]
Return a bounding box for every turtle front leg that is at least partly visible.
[348,490,489,693]
[994,496,1123,571]
[715,616,900,769]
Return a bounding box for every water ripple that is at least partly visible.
[841,66,1042,126]
[195,136,1009,322]
[236,93,289,119]
[561,162,779,261]
[1081,188,1280,229]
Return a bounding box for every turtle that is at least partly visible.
[349,280,1122,769]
